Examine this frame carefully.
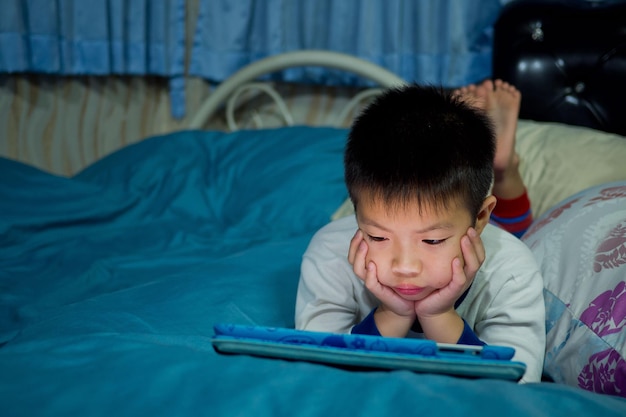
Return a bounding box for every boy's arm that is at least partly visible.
[351,304,414,337]
[353,306,487,346]
[471,252,546,383]
[295,220,374,333]
[295,251,359,333]
[373,305,415,337]
[418,310,474,345]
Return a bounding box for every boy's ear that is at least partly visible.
[474,195,497,234]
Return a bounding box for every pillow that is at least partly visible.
[522,181,626,397]
[516,120,626,218]
[332,120,626,220]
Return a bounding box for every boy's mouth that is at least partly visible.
[394,286,423,296]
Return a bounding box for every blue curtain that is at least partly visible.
[189,0,507,88]
[0,0,515,118]
[0,0,187,117]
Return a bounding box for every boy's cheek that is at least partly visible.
[452,238,466,266]
[363,248,381,270]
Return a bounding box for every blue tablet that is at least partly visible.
[211,323,526,381]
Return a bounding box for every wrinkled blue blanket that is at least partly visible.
[1,127,625,416]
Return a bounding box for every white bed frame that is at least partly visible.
[188,50,407,131]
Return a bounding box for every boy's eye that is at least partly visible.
[423,239,446,245]
[367,234,387,242]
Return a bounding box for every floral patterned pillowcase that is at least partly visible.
[522,181,626,397]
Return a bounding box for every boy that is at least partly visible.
[295,81,545,383]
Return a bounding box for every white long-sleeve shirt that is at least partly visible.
[295,215,546,383]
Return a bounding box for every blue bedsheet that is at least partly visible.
[1,127,625,416]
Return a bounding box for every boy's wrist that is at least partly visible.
[374,305,415,338]
[418,309,465,344]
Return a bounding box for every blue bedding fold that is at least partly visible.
[1,126,625,417]
[0,128,347,342]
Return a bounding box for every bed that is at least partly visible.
[2,1,626,416]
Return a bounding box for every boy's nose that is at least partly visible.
[392,251,422,277]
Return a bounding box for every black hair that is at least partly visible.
[344,84,495,218]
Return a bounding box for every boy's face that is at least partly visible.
[355,197,480,302]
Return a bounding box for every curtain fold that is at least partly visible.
[189,0,506,88]
[0,0,187,117]
[0,0,513,118]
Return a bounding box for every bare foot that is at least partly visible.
[483,79,521,174]
[454,79,521,174]
[452,83,486,109]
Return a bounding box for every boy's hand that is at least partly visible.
[460,227,486,284]
[413,227,485,343]
[414,227,485,317]
[348,230,415,318]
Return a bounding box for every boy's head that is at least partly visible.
[344,84,495,222]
